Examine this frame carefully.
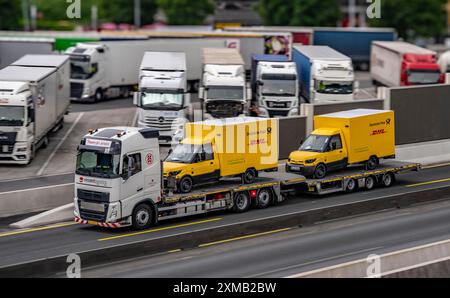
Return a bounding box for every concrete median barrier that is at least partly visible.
[0,184,74,218]
[1,185,450,277]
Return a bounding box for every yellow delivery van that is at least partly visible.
[164,117,279,193]
[287,109,395,179]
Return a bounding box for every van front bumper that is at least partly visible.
[286,163,315,176]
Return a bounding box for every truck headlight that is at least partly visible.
[305,159,317,164]
[108,203,121,221]
[16,147,28,152]
[288,109,298,117]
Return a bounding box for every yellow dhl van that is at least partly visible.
[164,117,279,193]
[287,109,395,179]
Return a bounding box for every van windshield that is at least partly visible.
[76,150,121,178]
[0,106,24,127]
[166,144,200,164]
[300,135,329,153]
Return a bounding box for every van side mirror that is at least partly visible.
[199,87,205,99]
[133,92,140,106]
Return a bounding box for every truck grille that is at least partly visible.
[269,110,289,117]
[266,101,291,109]
[206,101,243,118]
[79,209,107,222]
[77,189,110,203]
[144,116,177,132]
[70,82,84,98]
[0,132,17,146]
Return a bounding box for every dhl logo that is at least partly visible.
[371,129,386,136]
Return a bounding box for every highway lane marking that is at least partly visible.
[168,249,182,253]
[0,172,74,184]
[198,228,292,248]
[97,217,223,242]
[37,112,85,176]
[406,177,450,188]
[422,162,450,170]
[0,222,77,238]
[0,183,74,195]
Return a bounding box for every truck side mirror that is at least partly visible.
[133,92,140,106]
[199,87,205,99]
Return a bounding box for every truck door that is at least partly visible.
[120,153,145,204]
[325,134,347,170]
[190,143,220,183]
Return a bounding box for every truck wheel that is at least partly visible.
[366,156,379,170]
[233,192,250,213]
[256,188,272,209]
[178,176,193,193]
[346,178,357,193]
[365,176,376,191]
[313,164,327,179]
[242,168,257,184]
[41,136,49,149]
[94,89,103,102]
[381,173,395,187]
[132,203,153,230]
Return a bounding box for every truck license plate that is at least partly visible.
[80,201,105,212]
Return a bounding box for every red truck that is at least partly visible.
[371,41,444,87]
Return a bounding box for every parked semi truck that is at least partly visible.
[313,27,396,70]
[287,109,396,179]
[0,37,55,69]
[251,54,299,118]
[0,55,70,164]
[73,123,419,230]
[65,39,226,102]
[164,118,279,193]
[134,52,190,144]
[199,48,251,119]
[371,41,443,87]
[293,45,355,103]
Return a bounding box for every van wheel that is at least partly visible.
[381,173,395,187]
[313,164,327,179]
[242,168,257,184]
[366,156,379,170]
[365,176,376,191]
[178,176,193,193]
[233,192,250,213]
[132,203,153,230]
[346,178,357,193]
[257,188,272,209]
[94,89,103,102]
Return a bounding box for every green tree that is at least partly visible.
[257,0,342,27]
[157,0,214,25]
[0,0,22,30]
[370,0,447,40]
[102,0,157,25]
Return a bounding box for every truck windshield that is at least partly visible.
[207,86,244,100]
[261,79,297,96]
[76,150,121,179]
[0,106,24,127]
[141,92,184,110]
[165,144,201,164]
[70,59,98,80]
[407,69,441,84]
[300,135,329,153]
[316,81,353,95]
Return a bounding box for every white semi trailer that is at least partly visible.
[199,48,251,119]
[65,39,226,102]
[135,52,190,144]
[0,55,70,164]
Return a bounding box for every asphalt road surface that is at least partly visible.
[0,163,449,271]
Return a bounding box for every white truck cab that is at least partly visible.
[254,61,299,117]
[312,59,355,102]
[135,52,190,145]
[74,127,161,229]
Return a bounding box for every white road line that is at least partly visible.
[0,183,74,195]
[131,109,139,127]
[37,113,84,176]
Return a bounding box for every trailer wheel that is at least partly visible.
[366,156,379,170]
[365,176,376,191]
[256,188,272,209]
[346,178,357,193]
[132,203,153,230]
[178,176,193,193]
[233,192,250,213]
[313,164,327,179]
[381,173,395,188]
[242,168,257,184]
